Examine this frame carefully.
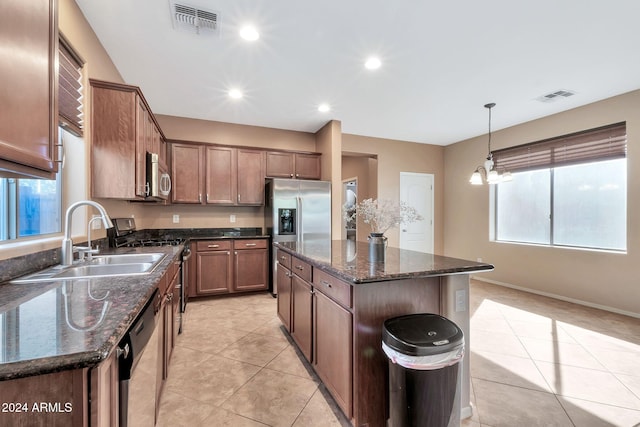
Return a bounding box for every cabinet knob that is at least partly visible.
[320,280,332,288]
[198,194,202,203]
[295,265,304,271]
[290,173,294,178]
[280,255,286,261]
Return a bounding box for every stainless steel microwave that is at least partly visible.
[146,152,171,200]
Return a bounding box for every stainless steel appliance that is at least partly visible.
[118,289,162,427]
[146,152,171,200]
[265,178,331,294]
[107,217,189,334]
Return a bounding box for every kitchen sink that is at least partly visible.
[11,253,166,283]
[90,253,166,265]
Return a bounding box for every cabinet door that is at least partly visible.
[234,248,268,292]
[291,275,313,361]
[276,265,292,331]
[171,144,203,204]
[196,250,232,295]
[237,149,265,205]
[294,153,321,180]
[135,97,148,197]
[314,290,353,418]
[91,86,137,199]
[90,350,118,427]
[205,146,236,204]
[0,0,58,178]
[266,151,295,178]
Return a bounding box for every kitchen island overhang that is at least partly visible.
[274,240,494,427]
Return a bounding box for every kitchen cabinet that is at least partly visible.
[171,143,203,204]
[90,349,119,427]
[313,276,353,419]
[196,240,233,295]
[276,260,292,332]
[90,79,165,200]
[266,151,321,180]
[291,275,313,361]
[234,239,269,292]
[192,238,269,297]
[172,143,265,205]
[0,0,59,179]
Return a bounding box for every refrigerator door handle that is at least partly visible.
[297,196,303,244]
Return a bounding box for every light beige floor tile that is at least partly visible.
[460,419,481,427]
[200,407,271,427]
[218,332,289,366]
[498,305,555,324]
[213,312,279,334]
[292,389,346,427]
[156,390,217,426]
[471,350,552,392]
[470,315,513,335]
[558,396,640,427]
[518,337,606,370]
[507,319,577,343]
[616,373,640,400]
[470,329,530,358]
[534,360,640,410]
[185,301,245,321]
[252,317,288,338]
[472,378,573,427]
[265,345,317,380]
[586,346,640,376]
[222,368,318,427]
[178,322,251,355]
[560,323,640,353]
[165,353,261,405]
[169,343,214,370]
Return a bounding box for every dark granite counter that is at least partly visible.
[274,240,493,284]
[0,245,182,381]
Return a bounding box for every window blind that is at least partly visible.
[493,122,626,173]
[58,35,84,137]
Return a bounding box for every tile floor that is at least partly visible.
[156,281,640,427]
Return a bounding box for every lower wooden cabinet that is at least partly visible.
[276,264,292,331]
[291,275,313,361]
[193,238,269,297]
[313,289,353,418]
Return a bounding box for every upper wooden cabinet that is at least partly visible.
[90,79,166,200]
[171,142,265,206]
[0,0,58,179]
[266,151,321,180]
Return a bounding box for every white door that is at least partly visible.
[399,172,434,253]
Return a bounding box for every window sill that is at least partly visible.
[0,235,63,261]
[492,239,627,255]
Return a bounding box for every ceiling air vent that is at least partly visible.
[170,2,219,35]
[536,89,576,103]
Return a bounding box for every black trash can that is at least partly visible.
[382,313,465,427]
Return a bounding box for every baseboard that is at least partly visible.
[471,276,640,319]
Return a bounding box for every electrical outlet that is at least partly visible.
[230,214,236,223]
[455,290,466,312]
[477,257,483,262]
[91,215,102,230]
[172,214,180,224]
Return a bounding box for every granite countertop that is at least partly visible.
[0,245,182,381]
[144,227,269,242]
[274,240,494,284]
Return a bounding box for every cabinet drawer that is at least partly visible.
[291,256,312,282]
[276,249,291,270]
[196,240,232,251]
[234,239,268,250]
[313,269,352,309]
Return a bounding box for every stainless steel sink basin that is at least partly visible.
[90,253,166,265]
[11,253,166,283]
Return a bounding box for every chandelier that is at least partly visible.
[469,103,511,185]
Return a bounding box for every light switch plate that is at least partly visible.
[172,214,179,224]
[455,290,466,312]
[230,214,236,223]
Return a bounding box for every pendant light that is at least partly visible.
[469,103,512,185]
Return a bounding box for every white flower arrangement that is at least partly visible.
[343,198,423,235]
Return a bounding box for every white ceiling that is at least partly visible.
[74,0,640,146]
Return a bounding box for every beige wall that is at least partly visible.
[444,90,640,316]
[315,121,343,239]
[342,134,444,252]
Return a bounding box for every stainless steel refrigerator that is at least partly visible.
[265,178,331,294]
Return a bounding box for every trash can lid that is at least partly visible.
[382,313,464,356]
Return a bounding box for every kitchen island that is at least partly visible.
[274,240,493,427]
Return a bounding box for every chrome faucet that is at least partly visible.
[61,200,114,266]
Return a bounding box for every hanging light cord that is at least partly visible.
[484,102,495,161]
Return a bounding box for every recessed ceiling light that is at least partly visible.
[239,25,259,41]
[228,89,243,99]
[364,57,381,70]
[318,103,330,113]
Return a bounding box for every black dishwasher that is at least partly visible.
[118,289,162,427]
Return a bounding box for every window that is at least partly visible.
[494,123,627,252]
